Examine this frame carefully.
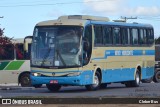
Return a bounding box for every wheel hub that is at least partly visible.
[136,73,140,84]
[93,75,99,87]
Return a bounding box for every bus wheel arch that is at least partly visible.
[96,68,102,81]
[18,71,31,87]
[125,66,141,87]
[85,67,102,91]
[93,67,102,84]
[96,68,107,88]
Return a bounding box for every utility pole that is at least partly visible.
[121,16,137,22]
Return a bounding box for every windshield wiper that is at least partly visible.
[41,47,51,66]
[56,49,66,66]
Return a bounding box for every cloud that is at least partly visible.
[126,6,160,16]
[83,0,124,15]
[83,0,160,16]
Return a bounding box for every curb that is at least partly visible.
[0,86,34,90]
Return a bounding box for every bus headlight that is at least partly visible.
[67,72,81,76]
[32,73,41,76]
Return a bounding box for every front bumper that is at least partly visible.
[31,70,93,86]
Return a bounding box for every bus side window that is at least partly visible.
[147,29,154,45]
[83,25,92,65]
[84,25,92,47]
[94,25,103,46]
[131,28,138,45]
[24,43,31,60]
[103,26,112,45]
[143,29,147,44]
[16,44,24,60]
[139,29,144,45]
[113,27,121,45]
[122,28,130,45]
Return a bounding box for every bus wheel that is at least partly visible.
[85,71,101,91]
[46,84,61,92]
[153,70,160,83]
[131,70,140,87]
[20,73,31,87]
[33,84,42,88]
[125,70,140,87]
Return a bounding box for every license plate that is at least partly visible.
[50,80,58,84]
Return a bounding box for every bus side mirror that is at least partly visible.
[24,36,32,52]
[24,41,29,52]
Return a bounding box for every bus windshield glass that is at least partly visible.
[31,26,83,68]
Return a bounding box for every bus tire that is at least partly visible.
[153,70,160,83]
[33,84,42,88]
[85,71,101,91]
[46,84,61,92]
[131,70,140,87]
[20,73,31,87]
[125,70,140,87]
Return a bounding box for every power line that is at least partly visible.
[0,0,53,5]
[0,0,111,7]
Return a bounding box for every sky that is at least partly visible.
[0,0,160,38]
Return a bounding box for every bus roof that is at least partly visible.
[36,15,153,28]
[36,15,110,26]
[91,21,153,28]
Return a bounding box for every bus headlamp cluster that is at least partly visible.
[67,72,81,76]
[32,73,41,76]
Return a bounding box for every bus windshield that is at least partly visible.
[31,26,83,68]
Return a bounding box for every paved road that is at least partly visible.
[0,83,160,98]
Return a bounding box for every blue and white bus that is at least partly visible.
[31,15,155,92]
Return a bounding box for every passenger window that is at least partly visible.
[139,29,144,44]
[143,29,147,44]
[147,29,154,45]
[84,25,92,65]
[131,28,138,45]
[84,25,92,48]
[122,28,130,45]
[15,44,24,60]
[94,25,103,46]
[113,27,121,45]
[103,26,112,45]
